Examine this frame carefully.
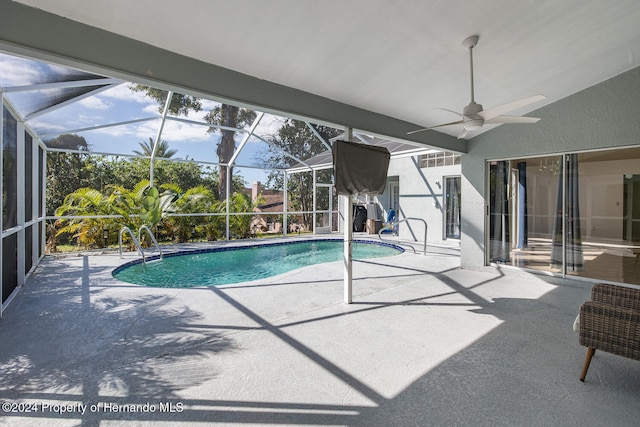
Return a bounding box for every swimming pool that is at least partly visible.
[113,239,403,288]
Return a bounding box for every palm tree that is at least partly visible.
[133,137,177,158]
[163,184,217,242]
[54,188,117,248]
[54,180,176,248]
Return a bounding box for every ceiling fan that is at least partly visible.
[408,35,545,139]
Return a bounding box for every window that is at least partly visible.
[444,176,461,239]
[419,151,461,168]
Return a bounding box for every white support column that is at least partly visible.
[343,127,354,304]
[329,184,334,233]
[225,165,231,240]
[342,193,353,303]
[16,121,25,287]
[312,169,317,234]
[561,154,567,277]
[31,132,39,270]
[283,171,288,237]
[40,144,47,260]
[0,96,4,317]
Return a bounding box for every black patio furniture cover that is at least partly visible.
[333,140,390,195]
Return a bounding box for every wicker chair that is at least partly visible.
[578,283,640,381]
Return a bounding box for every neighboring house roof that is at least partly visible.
[256,193,284,213]
[242,185,286,214]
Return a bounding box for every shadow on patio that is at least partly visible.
[1,249,639,426]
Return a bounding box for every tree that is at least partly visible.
[45,134,94,216]
[227,191,254,239]
[259,120,340,227]
[161,184,219,242]
[46,133,90,150]
[203,105,256,199]
[96,156,209,195]
[129,86,203,116]
[133,137,177,158]
[54,187,119,248]
[131,84,256,200]
[138,183,176,230]
[53,177,259,247]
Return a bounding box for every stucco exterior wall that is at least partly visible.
[377,156,461,247]
[461,65,640,270]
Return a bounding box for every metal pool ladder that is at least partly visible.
[118,226,163,264]
[377,217,427,255]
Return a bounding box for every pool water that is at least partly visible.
[113,239,403,288]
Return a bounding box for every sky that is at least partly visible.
[0,52,318,187]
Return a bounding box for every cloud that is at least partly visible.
[160,120,214,142]
[85,119,157,139]
[100,83,157,104]
[142,104,160,114]
[78,96,110,110]
[200,99,221,111]
[80,118,213,144]
[254,113,287,138]
[0,54,46,86]
[31,121,68,136]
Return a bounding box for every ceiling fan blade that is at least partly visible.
[406,128,430,135]
[485,115,541,124]
[429,119,465,129]
[478,94,546,121]
[457,128,469,139]
[406,120,464,135]
[435,108,464,118]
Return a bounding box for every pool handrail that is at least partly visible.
[138,225,163,260]
[119,226,146,264]
[378,217,427,255]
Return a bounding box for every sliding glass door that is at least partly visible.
[568,150,640,283]
[487,147,640,286]
[489,156,562,270]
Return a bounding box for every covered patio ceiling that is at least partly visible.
[2,1,640,156]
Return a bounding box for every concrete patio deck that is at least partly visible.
[1,237,639,426]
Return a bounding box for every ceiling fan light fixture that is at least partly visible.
[464,120,483,131]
